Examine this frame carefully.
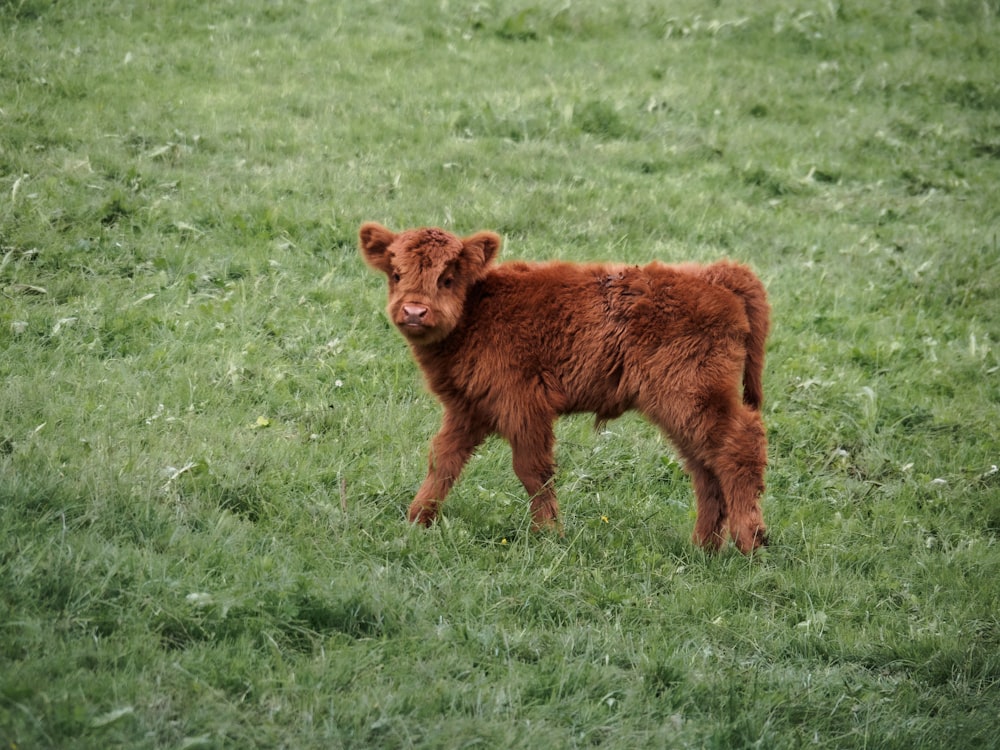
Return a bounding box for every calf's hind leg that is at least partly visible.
[647,396,767,554]
[713,406,768,553]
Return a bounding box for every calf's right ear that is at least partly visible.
[359,222,396,275]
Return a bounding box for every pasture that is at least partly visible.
[2,1,998,747]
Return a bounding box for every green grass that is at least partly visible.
[2,0,999,747]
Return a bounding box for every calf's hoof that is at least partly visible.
[530,516,565,535]
[692,529,727,552]
[529,497,563,535]
[731,524,768,555]
[407,500,439,526]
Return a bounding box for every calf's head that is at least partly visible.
[359,223,500,345]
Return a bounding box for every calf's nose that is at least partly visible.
[402,304,428,325]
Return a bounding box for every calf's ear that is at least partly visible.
[461,231,501,273]
[359,222,396,275]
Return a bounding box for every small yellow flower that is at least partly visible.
[253,416,271,429]
[500,538,508,545]
[601,515,609,524]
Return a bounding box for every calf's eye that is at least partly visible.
[441,277,454,289]
[392,272,401,283]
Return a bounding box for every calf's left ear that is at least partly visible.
[462,231,501,271]
[359,222,397,275]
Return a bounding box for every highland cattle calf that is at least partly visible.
[360,222,770,553]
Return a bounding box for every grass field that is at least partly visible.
[2,0,999,747]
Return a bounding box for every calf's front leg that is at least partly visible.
[508,420,561,532]
[409,410,489,525]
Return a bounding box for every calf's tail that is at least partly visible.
[700,262,770,410]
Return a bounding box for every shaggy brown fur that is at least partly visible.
[360,222,770,553]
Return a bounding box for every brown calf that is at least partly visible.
[360,223,770,553]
